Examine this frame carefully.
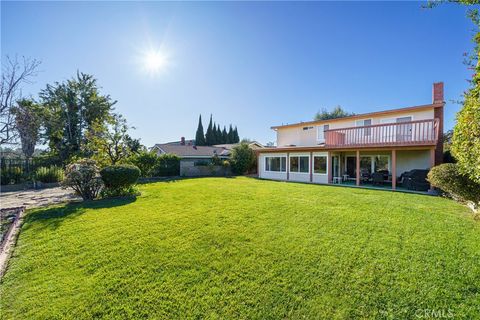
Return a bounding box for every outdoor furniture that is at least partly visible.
[371,172,384,185]
[401,169,430,191]
[333,177,342,184]
[342,174,349,182]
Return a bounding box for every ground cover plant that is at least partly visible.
[1,177,479,319]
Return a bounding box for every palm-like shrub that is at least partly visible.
[61,159,103,200]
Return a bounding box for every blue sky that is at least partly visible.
[1,1,475,147]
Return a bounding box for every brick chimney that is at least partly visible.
[180,137,185,145]
[432,82,445,166]
[432,82,444,104]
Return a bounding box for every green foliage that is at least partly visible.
[314,106,355,121]
[202,115,239,145]
[0,166,23,185]
[35,166,64,183]
[1,178,479,319]
[230,143,255,174]
[428,163,480,207]
[152,153,180,176]
[195,115,206,146]
[86,114,135,167]
[61,159,103,200]
[40,72,116,164]
[12,99,42,158]
[129,151,159,177]
[100,164,140,197]
[451,92,480,184]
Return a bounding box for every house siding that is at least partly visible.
[276,108,435,147]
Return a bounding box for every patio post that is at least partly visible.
[430,148,435,169]
[327,151,332,183]
[287,152,290,181]
[356,150,360,186]
[392,149,397,190]
[310,151,313,182]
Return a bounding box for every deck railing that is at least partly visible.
[324,118,439,147]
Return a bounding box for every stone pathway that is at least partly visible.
[0,187,80,210]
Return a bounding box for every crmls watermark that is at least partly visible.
[415,308,454,318]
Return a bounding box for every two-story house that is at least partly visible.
[257,83,444,190]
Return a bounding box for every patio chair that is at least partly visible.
[401,169,430,191]
[371,172,384,185]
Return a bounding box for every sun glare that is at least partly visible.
[143,50,168,74]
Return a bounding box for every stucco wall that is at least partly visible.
[180,159,231,177]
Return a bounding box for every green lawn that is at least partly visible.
[1,177,479,319]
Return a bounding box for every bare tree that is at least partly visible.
[0,56,41,145]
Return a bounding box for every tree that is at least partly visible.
[12,99,42,158]
[214,123,222,144]
[428,1,480,183]
[0,56,41,144]
[195,114,206,146]
[212,122,218,145]
[227,124,234,143]
[125,135,143,154]
[222,126,228,144]
[314,106,355,121]
[86,114,132,167]
[40,72,116,163]
[205,114,214,145]
[231,142,255,174]
[233,126,240,143]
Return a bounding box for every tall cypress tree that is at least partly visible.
[222,126,228,144]
[195,114,206,146]
[205,115,213,145]
[216,124,222,144]
[227,124,234,144]
[233,126,240,143]
[212,122,218,145]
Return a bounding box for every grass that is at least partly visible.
[1,177,479,319]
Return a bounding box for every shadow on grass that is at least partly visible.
[22,197,136,232]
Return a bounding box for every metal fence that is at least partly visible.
[1,158,43,185]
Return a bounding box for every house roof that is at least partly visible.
[270,102,444,130]
[213,141,264,150]
[152,144,230,158]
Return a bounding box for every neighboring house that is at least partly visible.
[257,83,445,190]
[213,141,264,150]
[151,137,231,177]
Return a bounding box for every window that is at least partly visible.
[303,126,314,131]
[313,156,327,174]
[356,119,372,136]
[265,156,286,172]
[290,156,309,173]
[360,156,372,174]
[374,156,389,172]
[317,124,329,142]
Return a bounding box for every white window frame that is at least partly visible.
[313,155,328,175]
[316,124,329,143]
[289,155,310,174]
[264,156,287,172]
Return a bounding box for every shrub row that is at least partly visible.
[62,160,141,200]
[129,152,180,177]
[428,163,480,212]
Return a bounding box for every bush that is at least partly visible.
[100,164,140,197]
[129,151,158,177]
[230,143,255,175]
[451,91,480,184]
[428,163,480,210]
[61,159,103,200]
[35,166,64,183]
[152,154,180,177]
[0,166,24,185]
